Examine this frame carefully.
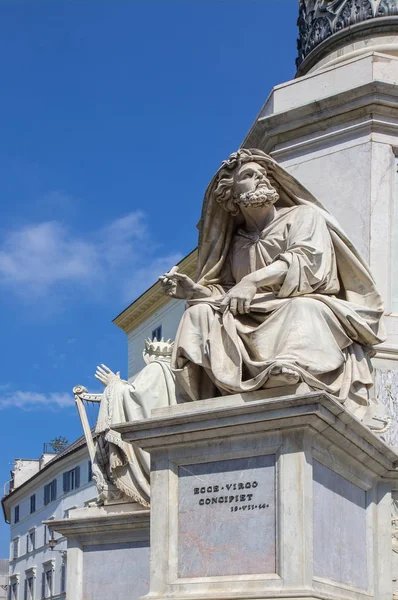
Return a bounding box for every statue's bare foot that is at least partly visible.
[269,363,300,385]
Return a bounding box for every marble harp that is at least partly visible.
[72,385,101,466]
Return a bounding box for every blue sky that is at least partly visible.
[0,0,298,554]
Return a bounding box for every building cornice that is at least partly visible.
[113,248,198,335]
[49,508,150,537]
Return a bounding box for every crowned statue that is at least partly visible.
[160,149,385,419]
[74,337,176,506]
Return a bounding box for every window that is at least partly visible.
[24,571,35,600]
[88,460,93,482]
[26,529,35,553]
[41,565,53,599]
[152,325,162,341]
[14,505,19,523]
[8,577,19,600]
[44,518,54,546]
[44,479,57,505]
[63,466,80,493]
[11,537,19,560]
[60,559,67,594]
[30,494,36,514]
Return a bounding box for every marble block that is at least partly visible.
[83,540,149,600]
[49,502,150,600]
[117,390,398,600]
[313,460,367,589]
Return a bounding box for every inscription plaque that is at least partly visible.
[178,454,276,578]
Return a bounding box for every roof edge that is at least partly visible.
[113,248,198,334]
[2,435,88,520]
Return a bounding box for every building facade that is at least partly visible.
[2,439,95,600]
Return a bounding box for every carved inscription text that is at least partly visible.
[178,454,276,577]
[193,480,270,512]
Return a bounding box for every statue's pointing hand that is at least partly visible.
[95,364,121,388]
[159,266,198,300]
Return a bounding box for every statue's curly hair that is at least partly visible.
[213,149,278,215]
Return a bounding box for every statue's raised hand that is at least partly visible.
[220,276,257,315]
[159,266,198,299]
[95,364,121,388]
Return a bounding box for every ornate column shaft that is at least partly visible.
[297,0,398,75]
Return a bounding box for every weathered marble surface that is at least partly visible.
[49,503,150,600]
[119,391,398,600]
[83,541,150,600]
[178,455,276,577]
[313,460,367,589]
[375,368,398,446]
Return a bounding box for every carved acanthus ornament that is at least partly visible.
[297,0,398,68]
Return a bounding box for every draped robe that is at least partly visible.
[172,154,385,419]
[95,358,176,506]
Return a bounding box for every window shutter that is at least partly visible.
[24,579,27,600]
[26,534,29,554]
[61,562,66,593]
[75,466,80,489]
[44,485,49,506]
[41,573,45,599]
[48,570,53,595]
[52,478,57,500]
[63,472,69,493]
[88,460,93,481]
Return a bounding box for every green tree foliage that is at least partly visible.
[49,436,69,453]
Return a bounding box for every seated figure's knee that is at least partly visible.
[183,302,215,325]
[185,303,213,317]
[288,296,329,314]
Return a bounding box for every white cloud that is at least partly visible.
[0,211,182,302]
[0,221,99,293]
[0,389,74,411]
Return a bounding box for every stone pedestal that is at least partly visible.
[49,502,150,600]
[118,391,398,600]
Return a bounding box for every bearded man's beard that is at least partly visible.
[235,184,279,209]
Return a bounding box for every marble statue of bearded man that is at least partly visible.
[160,149,385,419]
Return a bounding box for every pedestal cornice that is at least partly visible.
[116,390,398,479]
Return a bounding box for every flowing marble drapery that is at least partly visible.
[94,358,176,506]
[172,150,385,418]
